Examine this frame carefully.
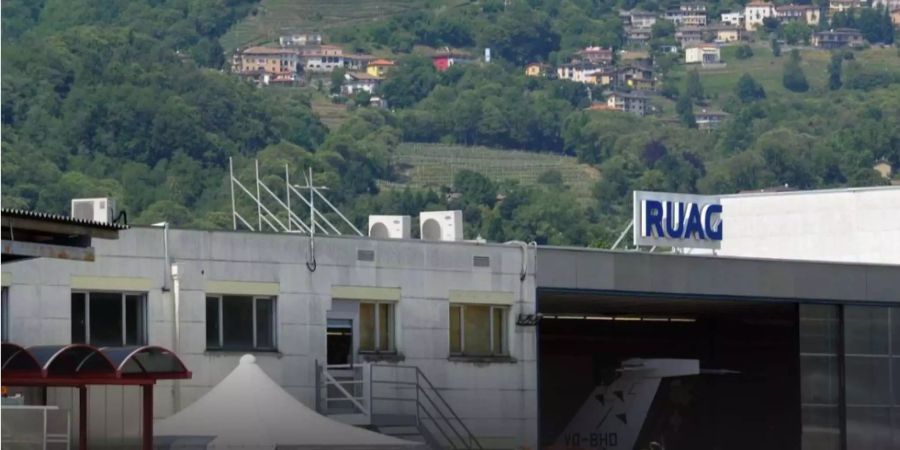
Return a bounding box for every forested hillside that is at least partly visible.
[3,0,899,247]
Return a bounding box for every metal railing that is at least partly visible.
[1,405,71,450]
[315,362,482,449]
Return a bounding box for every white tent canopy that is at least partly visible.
[154,354,418,449]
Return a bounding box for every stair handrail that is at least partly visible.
[414,383,467,448]
[416,398,458,448]
[370,364,482,449]
[415,367,482,449]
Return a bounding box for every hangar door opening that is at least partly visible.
[538,292,800,450]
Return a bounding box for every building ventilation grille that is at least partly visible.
[473,256,490,267]
[357,249,375,262]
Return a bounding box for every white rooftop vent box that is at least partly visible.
[419,210,463,241]
[368,215,411,239]
[71,198,116,223]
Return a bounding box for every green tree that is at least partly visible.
[686,70,704,100]
[676,92,696,128]
[380,55,438,108]
[771,38,781,57]
[330,68,346,95]
[827,52,843,90]
[453,170,498,206]
[782,50,809,92]
[735,44,754,60]
[735,74,766,102]
[782,22,812,45]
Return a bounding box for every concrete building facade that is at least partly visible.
[2,229,538,448]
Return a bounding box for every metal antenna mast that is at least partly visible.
[228,158,363,236]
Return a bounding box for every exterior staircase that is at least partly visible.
[315,362,482,449]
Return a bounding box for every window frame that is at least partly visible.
[206,294,278,352]
[71,290,147,346]
[449,303,508,357]
[358,301,396,354]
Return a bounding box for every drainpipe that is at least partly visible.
[171,262,181,411]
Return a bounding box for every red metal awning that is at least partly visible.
[1,342,191,386]
[2,342,191,450]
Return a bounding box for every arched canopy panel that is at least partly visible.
[1,342,43,375]
[101,346,191,380]
[28,344,117,378]
[1,342,190,385]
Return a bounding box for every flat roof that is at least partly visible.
[535,247,899,304]
[722,185,899,198]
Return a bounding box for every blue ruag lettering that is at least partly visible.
[642,200,664,238]
[682,203,706,240]
[664,201,686,239]
[702,203,723,240]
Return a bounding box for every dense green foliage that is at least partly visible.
[3,0,900,247]
[1,0,327,226]
[831,7,895,45]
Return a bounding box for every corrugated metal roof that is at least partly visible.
[1,209,129,230]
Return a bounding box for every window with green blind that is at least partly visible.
[359,302,394,352]
[449,304,507,356]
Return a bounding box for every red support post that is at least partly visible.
[142,384,154,450]
[79,386,88,450]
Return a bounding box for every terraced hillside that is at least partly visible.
[387,143,600,200]
[221,0,452,51]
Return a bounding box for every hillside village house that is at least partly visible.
[366,59,395,77]
[278,33,323,47]
[625,26,652,46]
[617,64,655,90]
[665,6,708,27]
[236,46,299,83]
[685,44,721,65]
[745,1,776,30]
[676,26,707,44]
[524,62,550,77]
[300,45,343,72]
[557,64,611,84]
[696,109,729,131]
[431,49,471,72]
[829,0,867,15]
[341,72,382,96]
[775,4,821,26]
[575,46,614,65]
[625,10,658,28]
[606,91,649,116]
[721,11,745,26]
[812,28,864,48]
[894,8,900,25]
[710,24,742,42]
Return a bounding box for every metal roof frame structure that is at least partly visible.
[1,209,127,263]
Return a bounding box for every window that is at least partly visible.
[71,291,146,346]
[2,287,8,341]
[359,302,394,352]
[449,304,507,356]
[206,295,276,351]
[843,305,896,450]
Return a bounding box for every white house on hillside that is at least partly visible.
[744,1,776,31]
[685,45,721,65]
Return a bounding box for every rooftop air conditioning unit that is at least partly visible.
[368,215,411,239]
[71,198,116,223]
[419,210,463,242]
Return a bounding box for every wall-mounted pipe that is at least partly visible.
[171,262,181,411]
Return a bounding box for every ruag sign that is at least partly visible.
[632,191,723,249]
